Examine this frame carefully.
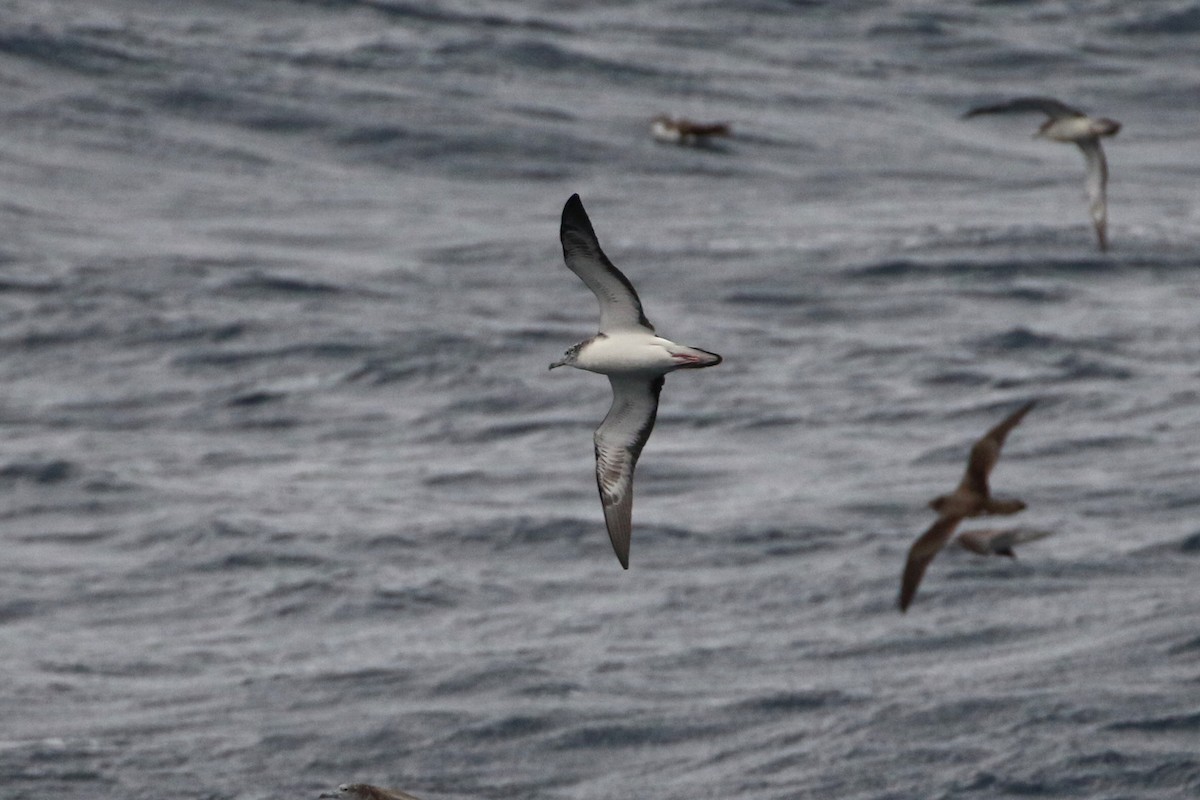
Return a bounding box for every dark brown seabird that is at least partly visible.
[898,400,1036,612]
[319,783,422,800]
[964,97,1120,252]
[550,194,722,568]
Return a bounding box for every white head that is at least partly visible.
[549,342,584,370]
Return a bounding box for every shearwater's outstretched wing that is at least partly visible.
[1077,138,1109,252]
[963,97,1084,120]
[594,375,664,568]
[956,526,1055,557]
[960,400,1036,497]
[560,194,654,333]
[899,514,963,612]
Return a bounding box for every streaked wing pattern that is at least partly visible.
[1077,139,1109,252]
[560,194,654,333]
[594,375,665,568]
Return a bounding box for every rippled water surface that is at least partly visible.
[2,2,1200,798]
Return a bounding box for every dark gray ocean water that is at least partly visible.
[3,2,1200,798]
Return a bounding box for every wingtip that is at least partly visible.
[612,542,630,569]
[603,502,633,571]
[1005,398,1036,421]
[561,193,593,234]
[898,578,914,612]
[961,103,997,120]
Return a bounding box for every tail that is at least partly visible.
[669,346,722,369]
[689,347,722,367]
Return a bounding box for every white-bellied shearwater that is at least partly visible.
[651,115,732,146]
[964,97,1120,252]
[319,784,422,800]
[899,400,1036,612]
[551,194,722,568]
[955,526,1054,558]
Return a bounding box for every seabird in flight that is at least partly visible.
[899,400,1036,611]
[551,194,722,568]
[964,97,1120,251]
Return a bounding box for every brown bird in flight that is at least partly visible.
[319,784,422,800]
[898,400,1036,612]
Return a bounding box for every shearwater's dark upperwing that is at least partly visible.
[960,400,1036,496]
[899,514,963,612]
[964,96,1084,120]
[1077,138,1109,251]
[560,194,654,334]
[593,375,664,568]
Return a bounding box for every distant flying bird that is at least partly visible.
[651,115,732,146]
[319,784,422,800]
[955,526,1054,558]
[551,194,722,568]
[898,400,1036,612]
[964,97,1120,252]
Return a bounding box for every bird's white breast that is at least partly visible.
[1040,116,1095,142]
[575,333,679,374]
[651,119,683,143]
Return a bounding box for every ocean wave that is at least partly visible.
[729,689,854,716]
[0,25,149,75]
[1107,711,1200,733]
[174,341,374,369]
[0,459,77,484]
[1114,5,1200,35]
[552,720,732,750]
[216,273,347,296]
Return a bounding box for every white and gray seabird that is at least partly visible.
[964,97,1120,252]
[551,194,722,568]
